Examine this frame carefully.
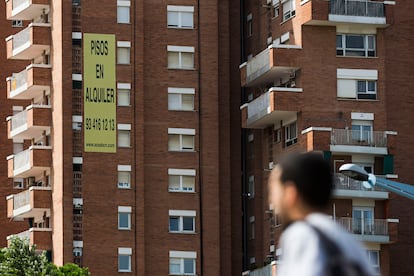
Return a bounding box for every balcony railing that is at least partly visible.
[7,64,51,100]
[330,0,385,18]
[7,145,52,178]
[331,129,387,147]
[6,22,51,60]
[6,0,50,21]
[7,105,51,140]
[6,186,51,219]
[334,173,385,192]
[335,217,388,236]
[7,227,52,250]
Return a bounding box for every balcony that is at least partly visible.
[240,45,302,87]
[335,217,398,243]
[329,0,386,25]
[241,87,302,129]
[6,0,50,21]
[7,145,52,178]
[7,227,52,251]
[7,105,51,140]
[6,22,51,60]
[330,129,389,155]
[333,173,388,199]
[6,186,51,220]
[7,64,51,100]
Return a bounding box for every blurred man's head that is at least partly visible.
[268,151,333,224]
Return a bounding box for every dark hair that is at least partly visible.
[278,151,333,210]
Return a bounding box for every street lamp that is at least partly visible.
[339,163,414,200]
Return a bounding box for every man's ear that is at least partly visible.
[283,182,298,208]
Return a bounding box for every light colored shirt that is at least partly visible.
[277,213,375,276]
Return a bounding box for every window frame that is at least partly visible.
[118,212,131,230]
[117,41,131,65]
[117,0,131,24]
[284,121,298,147]
[356,80,377,100]
[169,257,196,275]
[168,128,196,152]
[282,0,296,21]
[167,6,194,29]
[169,215,195,233]
[336,34,376,57]
[168,169,196,192]
[168,87,195,111]
[118,248,132,272]
[167,46,195,70]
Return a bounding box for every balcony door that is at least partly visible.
[351,120,373,145]
[352,207,374,235]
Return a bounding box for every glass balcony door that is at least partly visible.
[352,207,374,235]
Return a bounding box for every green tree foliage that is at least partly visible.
[0,237,89,276]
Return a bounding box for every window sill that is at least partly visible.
[118,105,132,107]
[336,55,378,59]
[169,190,196,194]
[169,231,197,234]
[168,67,196,71]
[168,109,196,112]
[337,97,379,102]
[168,26,194,30]
[168,150,196,153]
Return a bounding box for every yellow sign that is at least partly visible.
[83,33,116,153]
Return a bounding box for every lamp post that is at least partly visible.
[339,163,414,200]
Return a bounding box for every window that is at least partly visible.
[284,122,297,147]
[169,251,197,276]
[168,128,195,151]
[13,178,24,189]
[117,83,131,106]
[167,6,194,28]
[352,207,374,235]
[118,124,131,147]
[272,0,280,18]
[168,169,196,192]
[282,0,296,21]
[337,69,378,100]
[274,128,281,143]
[250,216,255,239]
[248,175,255,199]
[168,87,195,111]
[117,41,131,64]
[366,250,380,275]
[118,248,132,272]
[357,80,377,100]
[336,34,376,57]
[351,120,373,145]
[246,14,252,37]
[118,165,131,189]
[12,20,23,27]
[169,210,196,233]
[168,46,195,69]
[117,1,130,24]
[118,206,131,230]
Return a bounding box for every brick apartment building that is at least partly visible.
[240,0,414,276]
[0,0,243,275]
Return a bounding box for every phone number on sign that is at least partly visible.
[85,117,115,131]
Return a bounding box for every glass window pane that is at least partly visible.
[169,216,180,231]
[168,134,180,151]
[368,81,376,92]
[117,6,130,24]
[168,52,180,68]
[183,217,194,231]
[118,131,130,147]
[182,135,194,150]
[369,251,379,265]
[336,35,342,48]
[118,171,130,188]
[181,94,194,110]
[357,81,366,93]
[182,176,195,191]
[181,52,194,69]
[168,94,181,110]
[181,12,194,28]
[118,255,131,271]
[367,35,375,49]
[168,11,179,27]
[184,259,195,274]
[169,258,181,274]
[346,35,364,49]
[118,89,130,106]
[117,47,130,64]
[119,213,130,229]
[169,175,181,191]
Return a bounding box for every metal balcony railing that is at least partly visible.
[335,217,388,236]
[334,173,385,192]
[331,129,387,147]
[330,0,385,18]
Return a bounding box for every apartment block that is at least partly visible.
[239,0,414,275]
[1,0,242,275]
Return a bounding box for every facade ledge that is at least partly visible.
[333,189,389,200]
[269,87,303,93]
[330,145,387,155]
[384,1,396,5]
[328,14,386,25]
[385,131,397,135]
[240,103,248,110]
[354,234,389,243]
[301,127,332,135]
